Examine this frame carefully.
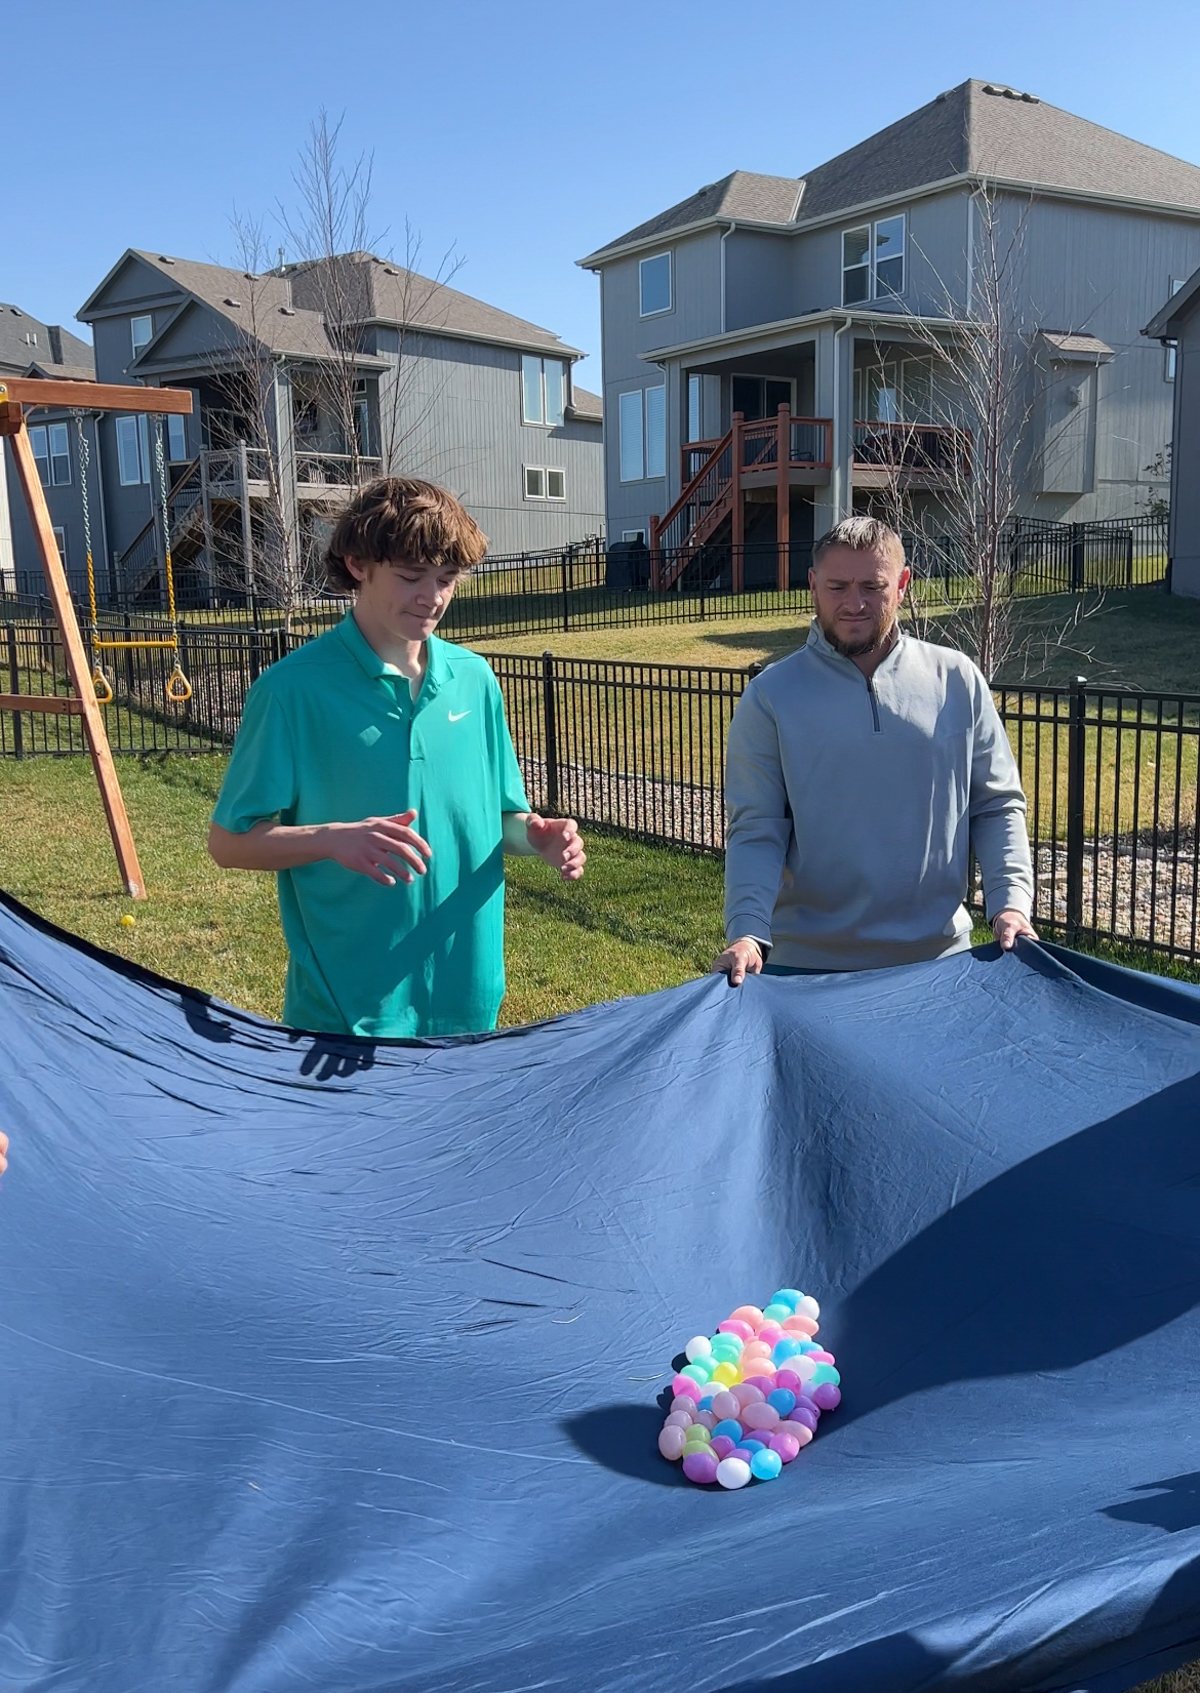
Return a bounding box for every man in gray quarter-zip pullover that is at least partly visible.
[714,517,1036,984]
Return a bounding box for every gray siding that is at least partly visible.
[784,189,970,321]
[998,192,1200,519]
[600,231,723,539]
[5,414,104,600]
[375,331,604,555]
[724,234,794,329]
[1170,316,1200,595]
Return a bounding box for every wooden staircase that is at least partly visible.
[650,409,832,592]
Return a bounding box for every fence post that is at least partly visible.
[1123,528,1134,588]
[560,551,571,635]
[541,651,560,815]
[7,623,23,760]
[1069,524,1085,594]
[1065,675,1087,944]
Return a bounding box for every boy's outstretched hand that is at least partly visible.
[526,815,587,882]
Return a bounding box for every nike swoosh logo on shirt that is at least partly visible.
[448,710,471,722]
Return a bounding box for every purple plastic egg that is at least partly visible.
[770,1432,802,1463]
[693,1409,718,1430]
[682,1449,720,1485]
[812,1383,842,1411]
[711,1390,741,1420]
[730,1447,755,1464]
[664,1411,693,1430]
[774,1369,801,1392]
[710,1435,736,1460]
[733,1384,765,1407]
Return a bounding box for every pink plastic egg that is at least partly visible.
[693,1409,718,1430]
[770,1432,802,1463]
[808,1350,835,1365]
[711,1391,741,1420]
[733,1384,765,1407]
[757,1322,784,1345]
[717,1319,754,1341]
[730,1305,765,1330]
[784,1314,820,1338]
[672,1374,702,1400]
[779,1420,814,1448]
[774,1369,801,1392]
[664,1411,693,1430]
[741,1402,781,1432]
[658,1426,687,1460]
[671,1395,698,1414]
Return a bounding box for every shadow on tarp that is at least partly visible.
[829,1072,1200,1433]
[1103,1473,1200,1537]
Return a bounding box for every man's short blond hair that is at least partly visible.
[812,516,906,571]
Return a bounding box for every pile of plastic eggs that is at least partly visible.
[657,1288,841,1489]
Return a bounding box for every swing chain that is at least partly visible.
[152,417,193,705]
[74,410,113,707]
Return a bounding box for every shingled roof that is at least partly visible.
[0,304,94,378]
[584,80,1200,263]
[82,250,584,367]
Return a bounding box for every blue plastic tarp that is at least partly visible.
[2,889,1200,1692]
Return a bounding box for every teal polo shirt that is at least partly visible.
[212,613,530,1039]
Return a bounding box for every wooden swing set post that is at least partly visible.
[0,377,193,901]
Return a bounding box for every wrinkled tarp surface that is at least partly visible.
[2,889,1200,1693]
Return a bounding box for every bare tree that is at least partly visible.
[214,112,468,622]
[279,110,465,487]
[861,185,1105,681]
[216,211,314,630]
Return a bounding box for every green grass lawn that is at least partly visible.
[480,586,1200,695]
[0,755,723,1025]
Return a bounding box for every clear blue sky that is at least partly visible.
[9,0,1200,382]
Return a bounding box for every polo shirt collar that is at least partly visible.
[336,610,451,698]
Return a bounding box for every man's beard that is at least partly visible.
[820,614,896,660]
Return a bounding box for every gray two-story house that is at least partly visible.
[1144,265,1200,596]
[0,304,97,598]
[581,80,1200,589]
[62,249,602,607]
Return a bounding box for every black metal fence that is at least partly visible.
[2,617,1197,965]
[2,514,1168,645]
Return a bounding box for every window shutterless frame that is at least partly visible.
[639,252,672,317]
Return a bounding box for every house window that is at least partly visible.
[619,385,666,481]
[842,214,906,305]
[1166,278,1186,381]
[116,414,151,485]
[687,374,703,442]
[52,527,67,568]
[639,252,672,317]
[130,314,153,359]
[524,466,567,501]
[623,529,647,542]
[28,423,71,486]
[167,414,188,461]
[521,355,566,426]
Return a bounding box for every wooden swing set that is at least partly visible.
[0,377,195,900]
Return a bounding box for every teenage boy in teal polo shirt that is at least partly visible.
[208,478,586,1039]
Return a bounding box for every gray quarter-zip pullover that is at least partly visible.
[724,622,1034,970]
